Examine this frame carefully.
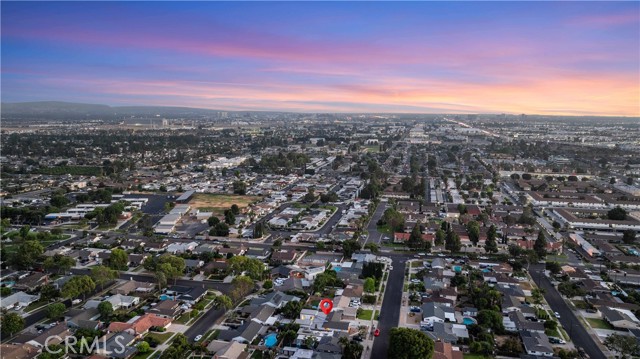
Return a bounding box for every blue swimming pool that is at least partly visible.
[462,317,477,325]
[482,268,492,273]
[159,294,170,301]
[264,333,277,348]
[333,266,342,272]
[453,266,461,272]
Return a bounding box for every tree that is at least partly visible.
[450,273,467,288]
[534,231,547,259]
[137,341,151,354]
[210,222,229,236]
[263,280,273,290]
[97,301,114,319]
[108,248,129,270]
[40,284,60,301]
[90,265,118,290]
[608,206,627,221]
[224,209,236,225]
[603,333,640,358]
[610,177,616,184]
[214,295,233,310]
[379,208,405,233]
[477,309,504,333]
[1,287,11,296]
[232,180,247,195]
[622,230,637,244]
[1,312,25,336]
[388,328,434,359]
[445,231,461,253]
[46,302,67,320]
[50,195,69,208]
[531,288,545,307]
[364,242,379,254]
[342,239,362,258]
[484,225,498,254]
[546,261,562,275]
[281,300,303,319]
[408,223,425,250]
[61,275,96,300]
[303,187,316,203]
[12,240,44,269]
[363,277,376,293]
[207,216,220,227]
[230,204,240,215]
[253,222,266,238]
[558,281,585,298]
[340,337,364,359]
[467,221,480,246]
[230,275,254,302]
[627,177,634,185]
[228,256,264,280]
[43,254,76,274]
[435,228,445,246]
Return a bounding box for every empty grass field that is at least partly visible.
[189,194,262,215]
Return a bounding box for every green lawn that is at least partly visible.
[410,261,422,268]
[131,351,154,359]
[376,224,392,234]
[586,318,613,330]
[463,354,491,359]
[174,312,192,325]
[364,145,381,153]
[357,309,378,320]
[24,300,49,313]
[145,332,173,344]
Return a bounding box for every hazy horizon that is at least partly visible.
[2,2,639,116]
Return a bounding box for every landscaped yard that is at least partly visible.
[145,332,173,344]
[411,261,422,268]
[174,312,192,325]
[357,309,378,320]
[25,299,49,313]
[189,194,262,215]
[586,318,613,330]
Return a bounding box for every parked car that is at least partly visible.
[374,329,380,337]
[194,335,203,342]
[554,312,561,319]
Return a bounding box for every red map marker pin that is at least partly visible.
[319,299,333,315]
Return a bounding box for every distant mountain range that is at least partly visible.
[1,101,224,119]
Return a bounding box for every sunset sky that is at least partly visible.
[2,1,639,116]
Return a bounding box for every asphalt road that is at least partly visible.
[371,255,406,359]
[365,200,388,246]
[184,307,226,341]
[529,264,605,359]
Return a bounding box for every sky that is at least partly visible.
[2,1,639,116]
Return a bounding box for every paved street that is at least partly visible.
[370,255,406,359]
[529,264,607,359]
[184,307,226,341]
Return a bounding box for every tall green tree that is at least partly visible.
[90,265,118,290]
[484,225,498,253]
[363,277,376,293]
[12,240,44,269]
[97,301,114,319]
[46,303,67,320]
[61,275,95,300]
[108,248,129,270]
[534,230,547,259]
[388,328,434,359]
[1,312,25,337]
[445,231,461,253]
[603,333,640,358]
[43,254,76,274]
[408,223,424,250]
[467,221,480,246]
[622,230,637,244]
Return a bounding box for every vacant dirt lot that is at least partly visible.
[189,193,262,215]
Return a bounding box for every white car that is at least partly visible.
[389,266,394,270]
[554,312,561,319]
[13,305,22,311]
[194,335,203,342]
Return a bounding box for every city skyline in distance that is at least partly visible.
[2,1,639,117]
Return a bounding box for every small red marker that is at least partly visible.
[319,299,333,315]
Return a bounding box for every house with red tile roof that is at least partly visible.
[107,313,171,337]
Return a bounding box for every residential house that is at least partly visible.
[149,300,182,319]
[520,330,554,357]
[66,308,102,330]
[426,322,469,344]
[270,250,300,265]
[600,307,640,330]
[113,280,155,296]
[184,259,205,272]
[0,344,39,359]
[13,273,48,292]
[26,325,72,349]
[0,292,39,310]
[422,302,456,326]
[206,340,249,359]
[107,313,172,337]
[246,248,271,261]
[96,332,137,359]
[433,340,463,359]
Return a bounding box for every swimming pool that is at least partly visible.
[264,333,277,348]
[482,268,492,273]
[159,294,170,301]
[462,317,477,325]
[453,266,461,272]
[333,266,342,272]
